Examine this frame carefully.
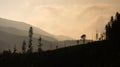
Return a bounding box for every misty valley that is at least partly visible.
[0,17,92,52]
[0,0,120,66]
[0,12,120,67]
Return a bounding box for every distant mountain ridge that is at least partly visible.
[0,17,74,52]
[0,18,57,41]
[0,17,92,52]
[0,18,73,41]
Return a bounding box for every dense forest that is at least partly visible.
[0,12,120,67]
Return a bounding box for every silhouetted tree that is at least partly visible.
[27,27,33,53]
[105,16,113,40]
[38,37,42,52]
[81,34,86,44]
[22,40,26,53]
[105,12,120,41]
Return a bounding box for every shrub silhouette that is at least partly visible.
[81,34,86,44]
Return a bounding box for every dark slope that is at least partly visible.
[0,40,120,67]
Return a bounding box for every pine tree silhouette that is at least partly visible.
[27,27,33,53]
[105,12,120,41]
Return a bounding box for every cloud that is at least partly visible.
[0,0,120,39]
[72,5,120,38]
[22,3,120,39]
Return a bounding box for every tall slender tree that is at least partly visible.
[28,27,33,53]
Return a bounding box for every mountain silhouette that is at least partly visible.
[0,17,88,52]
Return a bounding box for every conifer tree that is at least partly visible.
[28,27,33,53]
[105,12,120,40]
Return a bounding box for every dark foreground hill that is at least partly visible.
[0,40,120,67]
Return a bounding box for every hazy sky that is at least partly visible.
[0,0,120,39]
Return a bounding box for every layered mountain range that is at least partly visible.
[0,18,91,52]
